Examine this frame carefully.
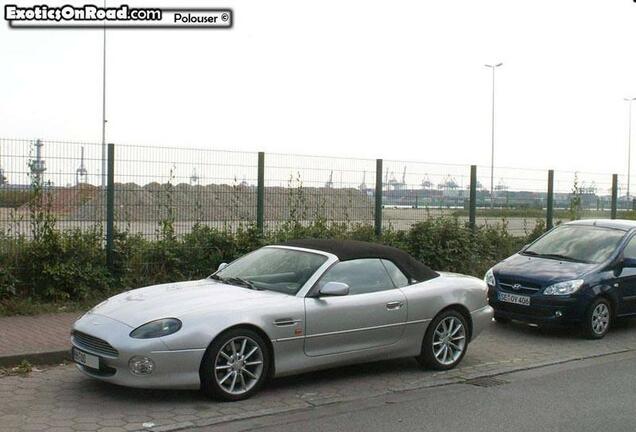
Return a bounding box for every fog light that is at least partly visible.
[129,356,155,375]
[555,311,563,318]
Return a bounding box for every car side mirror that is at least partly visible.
[217,262,229,271]
[623,257,636,268]
[319,282,350,297]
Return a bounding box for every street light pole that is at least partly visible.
[485,62,503,208]
[625,97,636,200]
[101,0,107,187]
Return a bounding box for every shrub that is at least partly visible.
[0,216,533,307]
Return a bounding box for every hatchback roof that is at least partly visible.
[565,219,636,231]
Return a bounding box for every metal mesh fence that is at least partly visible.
[264,153,375,230]
[478,165,548,236]
[113,144,258,237]
[0,137,633,240]
[0,138,105,238]
[381,160,471,231]
[553,170,615,222]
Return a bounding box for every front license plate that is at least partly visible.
[73,348,100,369]
[498,291,531,306]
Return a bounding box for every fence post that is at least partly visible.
[546,170,554,231]
[256,152,265,234]
[469,165,477,232]
[375,159,383,237]
[106,143,115,270]
[611,174,618,219]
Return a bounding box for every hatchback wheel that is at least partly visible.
[200,328,270,401]
[417,310,468,370]
[583,298,611,339]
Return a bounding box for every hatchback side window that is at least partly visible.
[381,259,410,288]
[624,236,636,260]
[317,259,395,295]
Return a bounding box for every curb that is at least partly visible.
[0,349,71,368]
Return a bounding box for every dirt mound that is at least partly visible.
[17,184,99,216]
[63,182,373,222]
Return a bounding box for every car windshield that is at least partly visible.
[212,247,328,295]
[523,225,626,264]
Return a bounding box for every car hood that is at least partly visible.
[87,279,289,328]
[494,253,597,286]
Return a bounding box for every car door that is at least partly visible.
[617,235,636,315]
[304,258,407,357]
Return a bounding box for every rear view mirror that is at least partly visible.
[319,282,350,296]
[218,262,229,271]
[623,257,636,268]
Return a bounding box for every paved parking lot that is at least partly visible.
[2,319,636,432]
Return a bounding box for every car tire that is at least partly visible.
[416,309,469,371]
[583,298,612,340]
[493,315,511,324]
[200,328,270,401]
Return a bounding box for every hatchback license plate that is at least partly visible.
[73,348,100,369]
[498,292,530,306]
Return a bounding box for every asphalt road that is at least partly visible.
[203,351,636,432]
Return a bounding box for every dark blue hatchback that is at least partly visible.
[486,219,636,338]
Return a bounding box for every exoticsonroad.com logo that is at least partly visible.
[4,4,233,28]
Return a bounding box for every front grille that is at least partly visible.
[72,331,119,357]
[498,279,541,295]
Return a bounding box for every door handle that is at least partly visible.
[386,301,403,310]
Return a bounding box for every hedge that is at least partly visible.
[0,216,546,305]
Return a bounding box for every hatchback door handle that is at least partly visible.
[386,301,403,310]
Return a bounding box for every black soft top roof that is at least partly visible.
[282,239,439,283]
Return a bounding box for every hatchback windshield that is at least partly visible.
[212,247,327,295]
[523,225,626,264]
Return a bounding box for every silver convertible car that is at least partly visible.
[71,239,493,400]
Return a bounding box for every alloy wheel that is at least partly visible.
[214,336,264,395]
[591,303,610,335]
[432,316,466,365]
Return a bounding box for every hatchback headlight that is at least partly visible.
[543,279,584,296]
[484,268,496,287]
[130,318,182,339]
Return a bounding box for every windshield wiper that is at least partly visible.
[224,277,261,290]
[523,251,588,263]
[540,253,589,263]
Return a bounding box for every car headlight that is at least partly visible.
[484,268,496,287]
[130,318,182,339]
[543,279,584,296]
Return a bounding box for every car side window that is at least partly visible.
[317,258,395,295]
[624,236,636,259]
[381,259,410,288]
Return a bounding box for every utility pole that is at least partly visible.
[101,0,108,187]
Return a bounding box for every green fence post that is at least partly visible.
[546,170,554,231]
[257,152,265,234]
[469,165,477,232]
[375,159,383,237]
[106,143,115,270]
[611,174,618,219]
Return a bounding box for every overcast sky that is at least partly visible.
[2,0,636,178]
